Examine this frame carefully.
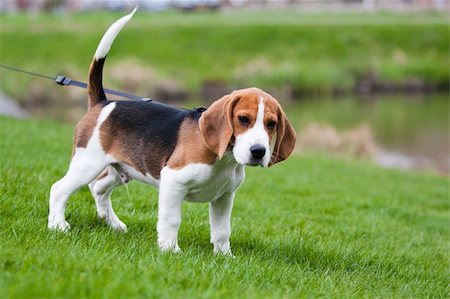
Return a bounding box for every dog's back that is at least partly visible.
[87,101,204,179]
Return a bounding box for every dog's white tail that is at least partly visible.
[88,7,137,108]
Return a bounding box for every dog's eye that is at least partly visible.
[238,116,250,126]
[267,121,277,130]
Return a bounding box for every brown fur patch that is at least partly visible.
[263,97,281,142]
[73,104,104,155]
[199,94,239,159]
[268,100,297,166]
[230,92,260,137]
[167,118,217,169]
[98,119,161,179]
[88,58,107,108]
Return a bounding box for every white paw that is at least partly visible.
[48,216,70,232]
[214,248,234,258]
[106,217,127,232]
[158,239,181,253]
[96,208,108,219]
[212,240,233,257]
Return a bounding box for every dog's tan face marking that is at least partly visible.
[262,97,281,141]
[230,90,280,145]
[230,94,259,137]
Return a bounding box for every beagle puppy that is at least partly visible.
[48,9,296,255]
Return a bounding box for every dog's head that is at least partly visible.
[199,88,296,167]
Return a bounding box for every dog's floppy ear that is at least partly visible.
[269,106,296,166]
[199,94,239,159]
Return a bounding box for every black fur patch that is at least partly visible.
[100,100,203,178]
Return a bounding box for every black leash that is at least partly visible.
[0,63,152,102]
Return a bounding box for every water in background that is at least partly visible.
[287,93,449,174]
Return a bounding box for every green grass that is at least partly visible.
[0,116,449,298]
[0,10,448,101]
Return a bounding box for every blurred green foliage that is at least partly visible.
[0,10,448,99]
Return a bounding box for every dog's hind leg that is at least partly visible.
[89,165,127,232]
[48,148,110,231]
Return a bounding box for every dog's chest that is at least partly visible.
[161,155,245,203]
[185,165,245,203]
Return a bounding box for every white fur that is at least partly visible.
[121,164,159,187]
[157,153,244,254]
[233,98,271,167]
[48,103,117,231]
[94,7,136,60]
[89,166,127,231]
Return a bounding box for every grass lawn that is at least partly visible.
[0,116,449,298]
[0,10,448,100]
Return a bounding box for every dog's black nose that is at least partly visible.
[250,144,266,160]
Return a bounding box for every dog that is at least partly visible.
[48,8,296,255]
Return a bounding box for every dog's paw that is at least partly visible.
[96,208,108,220]
[158,239,181,253]
[106,217,127,232]
[48,216,70,232]
[212,241,233,257]
[214,248,235,258]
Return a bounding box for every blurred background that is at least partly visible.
[0,0,448,174]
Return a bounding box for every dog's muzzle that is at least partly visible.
[247,144,266,167]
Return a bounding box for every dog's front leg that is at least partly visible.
[209,192,235,256]
[157,173,186,253]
